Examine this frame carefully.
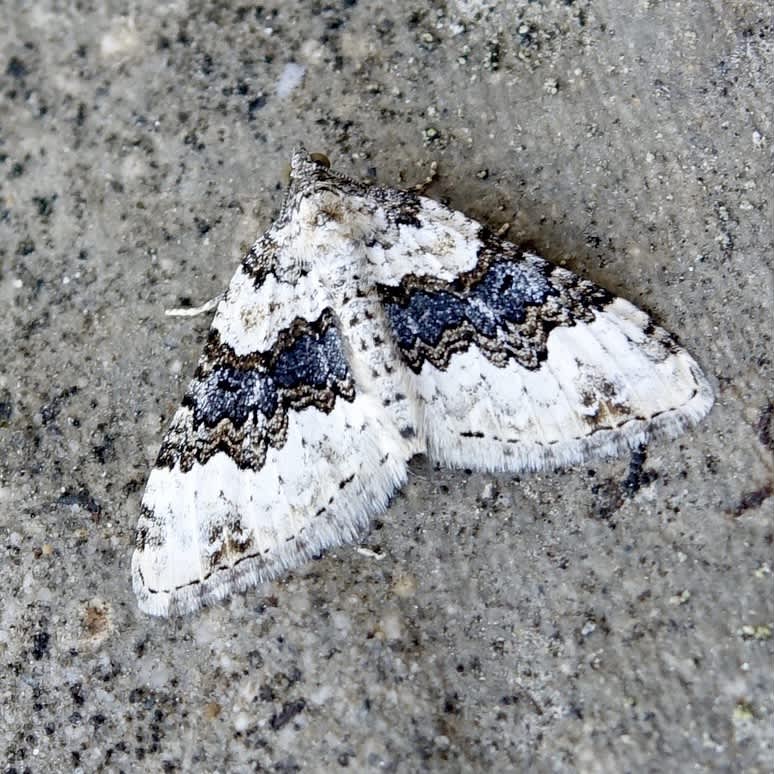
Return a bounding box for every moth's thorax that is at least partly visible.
[260,192,374,299]
[279,190,384,269]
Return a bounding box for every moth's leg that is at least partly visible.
[165,294,224,318]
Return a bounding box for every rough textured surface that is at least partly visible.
[0,1,771,771]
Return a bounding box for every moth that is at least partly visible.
[133,147,713,616]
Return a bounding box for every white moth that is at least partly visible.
[133,147,713,616]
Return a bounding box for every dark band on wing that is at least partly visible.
[155,309,355,472]
[379,230,614,373]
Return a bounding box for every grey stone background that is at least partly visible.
[1,1,772,771]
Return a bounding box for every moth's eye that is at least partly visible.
[309,152,331,168]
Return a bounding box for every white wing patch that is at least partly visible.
[378,197,484,282]
[133,146,713,616]
[134,394,409,616]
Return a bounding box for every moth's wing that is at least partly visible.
[133,242,409,616]
[375,196,714,473]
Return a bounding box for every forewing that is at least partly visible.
[375,199,713,473]
[133,242,408,616]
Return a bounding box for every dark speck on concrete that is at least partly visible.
[31,631,50,660]
[16,237,35,255]
[0,389,12,424]
[621,445,657,497]
[756,399,773,452]
[57,487,102,516]
[33,195,56,218]
[248,95,267,119]
[6,56,27,78]
[270,699,306,731]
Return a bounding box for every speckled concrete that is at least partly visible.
[1,2,772,772]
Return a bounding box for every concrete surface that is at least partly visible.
[1,1,772,771]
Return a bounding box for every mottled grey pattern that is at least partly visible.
[242,155,424,287]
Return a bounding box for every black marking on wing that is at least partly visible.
[241,235,278,287]
[379,230,614,373]
[155,309,355,472]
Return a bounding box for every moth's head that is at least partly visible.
[272,147,381,276]
[280,145,344,228]
[285,145,331,188]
